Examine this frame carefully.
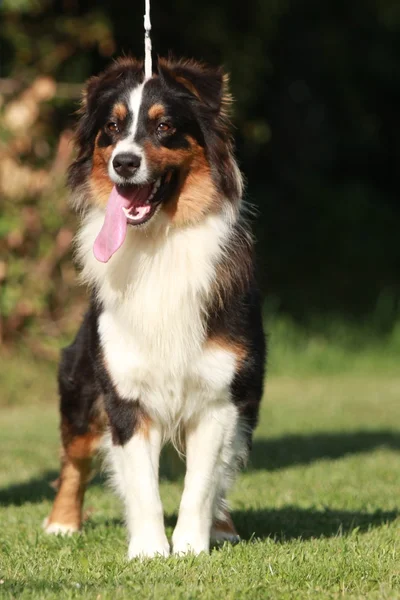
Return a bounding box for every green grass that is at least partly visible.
[1,331,400,599]
[267,316,400,376]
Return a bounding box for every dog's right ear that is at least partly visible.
[80,75,102,111]
[80,57,144,113]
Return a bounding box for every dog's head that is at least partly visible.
[69,57,242,242]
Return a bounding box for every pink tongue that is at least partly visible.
[93,185,152,263]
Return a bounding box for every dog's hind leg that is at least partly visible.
[44,317,107,535]
[210,420,250,546]
[44,411,105,535]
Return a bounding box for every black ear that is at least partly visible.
[74,58,144,160]
[82,57,144,111]
[158,58,228,114]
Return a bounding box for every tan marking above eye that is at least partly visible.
[112,102,128,121]
[148,103,165,120]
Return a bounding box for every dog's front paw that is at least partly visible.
[128,532,170,560]
[42,517,80,536]
[172,526,209,556]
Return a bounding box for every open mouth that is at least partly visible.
[119,172,172,227]
[93,171,174,263]
[120,178,162,226]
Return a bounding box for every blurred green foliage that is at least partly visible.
[0,0,399,347]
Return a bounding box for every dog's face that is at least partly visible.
[69,58,242,230]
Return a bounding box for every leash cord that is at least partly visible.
[144,0,152,79]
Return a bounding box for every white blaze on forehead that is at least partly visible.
[109,81,150,185]
[112,82,145,156]
[129,81,146,140]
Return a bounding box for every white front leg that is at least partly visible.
[172,402,238,555]
[109,424,170,559]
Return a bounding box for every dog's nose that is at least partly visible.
[113,153,141,178]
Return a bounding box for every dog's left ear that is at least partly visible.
[158,58,229,115]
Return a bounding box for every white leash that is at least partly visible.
[144,0,152,79]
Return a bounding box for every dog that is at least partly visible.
[44,56,266,559]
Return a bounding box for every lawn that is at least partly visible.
[1,332,400,599]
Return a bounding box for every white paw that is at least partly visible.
[128,533,170,560]
[42,517,79,536]
[172,528,210,556]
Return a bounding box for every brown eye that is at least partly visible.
[106,121,119,134]
[157,122,171,133]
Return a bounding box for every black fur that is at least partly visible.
[58,307,101,437]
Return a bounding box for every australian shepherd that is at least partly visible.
[44,57,266,559]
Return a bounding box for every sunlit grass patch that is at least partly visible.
[1,351,399,599]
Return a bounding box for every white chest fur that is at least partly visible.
[77,209,238,432]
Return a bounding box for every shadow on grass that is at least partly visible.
[250,430,400,471]
[1,430,399,507]
[84,507,398,543]
[230,507,399,542]
[0,470,59,506]
[1,474,397,543]
[0,451,184,508]
[0,471,105,507]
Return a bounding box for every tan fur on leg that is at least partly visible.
[44,455,92,534]
[44,425,103,535]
